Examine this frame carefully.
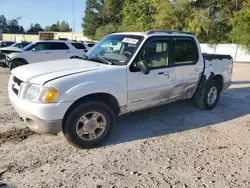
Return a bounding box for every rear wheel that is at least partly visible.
[62,101,115,149]
[196,80,220,110]
[9,60,27,70]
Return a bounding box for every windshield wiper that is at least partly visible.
[88,56,113,65]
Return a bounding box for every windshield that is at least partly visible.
[86,35,144,65]
[22,43,35,51]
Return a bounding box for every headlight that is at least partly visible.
[25,84,58,103]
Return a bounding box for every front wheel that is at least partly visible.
[196,80,220,110]
[62,101,115,149]
[9,60,27,70]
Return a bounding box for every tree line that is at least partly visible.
[0,15,72,34]
[82,0,250,50]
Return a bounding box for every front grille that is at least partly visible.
[13,76,22,86]
[12,88,18,95]
[12,76,23,96]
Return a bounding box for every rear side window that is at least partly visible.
[71,43,87,50]
[174,38,198,65]
[51,42,69,50]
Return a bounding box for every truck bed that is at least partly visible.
[203,53,233,90]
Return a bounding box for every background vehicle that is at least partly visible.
[11,41,31,49]
[71,42,88,53]
[83,42,95,51]
[0,41,15,48]
[0,42,31,65]
[8,31,233,148]
[6,40,87,70]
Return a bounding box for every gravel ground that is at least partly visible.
[0,63,250,188]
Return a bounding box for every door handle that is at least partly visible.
[45,52,51,54]
[158,72,170,78]
[194,67,199,72]
[67,51,71,53]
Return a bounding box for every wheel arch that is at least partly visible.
[194,72,224,98]
[62,92,120,125]
[11,58,28,64]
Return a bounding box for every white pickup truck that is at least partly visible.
[8,31,233,148]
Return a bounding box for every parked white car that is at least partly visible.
[8,31,233,148]
[6,40,87,70]
[84,42,95,51]
[0,42,31,66]
[0,41,15,48]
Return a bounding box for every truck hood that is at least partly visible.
[0,46,23,52]
[11,59,107,85]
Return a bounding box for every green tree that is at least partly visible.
[27,23,44,33]
[102,0,124,24]
[7,18,24,34]
[60,21,72,32]
[0,15,8,32]
[82,0,104,38]
[95,23,118,39]
[47,24,60,32]
[230,0,250,51]
[119,0,155,31]
[45,21,71,32]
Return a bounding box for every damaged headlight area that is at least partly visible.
[25,84,58,103]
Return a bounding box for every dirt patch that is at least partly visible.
[0,128,37,145]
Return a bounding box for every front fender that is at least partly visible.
[58,81,127,107]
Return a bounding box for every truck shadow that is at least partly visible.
[106,86,250,146]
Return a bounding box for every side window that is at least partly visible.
[33,43,50,51]
[174,38,198,65]
[144,40,169,69]
[1,42,7,47]
[7,42,14,46]
[71,43,87,50]
[15,44,22,48]
[51,42,69,50]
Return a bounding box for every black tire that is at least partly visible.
[9,60,27,70]
[196,80,220,110]
[62,101,115,149]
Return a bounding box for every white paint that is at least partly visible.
[8,33,232,132]
[8,40,86,64]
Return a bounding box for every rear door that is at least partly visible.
[51,42,71,60]
[26,42,53,63]
[170,36,203,99]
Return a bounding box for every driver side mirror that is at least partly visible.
[138,60,150,75]
[31,48,36,52]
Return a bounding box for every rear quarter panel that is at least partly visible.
[204,55,233,88]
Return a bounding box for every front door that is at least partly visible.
[127,37,175,112]
[27,42,53,63]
